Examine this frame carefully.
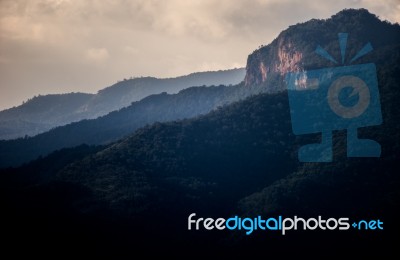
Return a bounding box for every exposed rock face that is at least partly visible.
[244,36,304,88]
[243,8,396,89]
[275,41,303,76]
[259,62,268,82]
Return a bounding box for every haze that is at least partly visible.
[0,0,399,110]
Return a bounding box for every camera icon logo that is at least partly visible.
[286,33,382,162]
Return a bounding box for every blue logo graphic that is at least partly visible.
[286,33,382,162]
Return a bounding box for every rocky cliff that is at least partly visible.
[244,36,303,88]
[244,8,400,89]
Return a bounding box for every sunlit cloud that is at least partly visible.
[0,0,398,110]
[85,48,110,64]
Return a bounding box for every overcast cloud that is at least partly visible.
[0,0,399,110]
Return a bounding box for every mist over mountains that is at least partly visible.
[0,81,272,168]
[0,68,245,140]
[0,9,399,257]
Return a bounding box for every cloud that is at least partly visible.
[124,46,140,55]
[0,0,399,110]
[0,15,44,41]
[85,48,110,64]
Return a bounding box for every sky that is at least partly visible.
[0,0,399,110]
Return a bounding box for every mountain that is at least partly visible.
[0,83,268,168]
[0,93,94,140]
[2,8,399,168]
[0,68,245,140]
[2,45,399,253]
[244,8,400,89]
[1,9,399,256]
[0,91,299,255]
[82,68,246,118]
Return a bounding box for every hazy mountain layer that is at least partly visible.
[0,9,399,256]
[0,68,245,140]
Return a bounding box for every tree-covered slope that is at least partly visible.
[0,68,245,140]
[1,8,399,257]
[0,83,265,168]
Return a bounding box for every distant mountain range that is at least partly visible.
[1,9,399,168]
[0,83,267,168]
[0,68,245,140]
[0,9,399,255]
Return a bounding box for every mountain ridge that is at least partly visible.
[244,8,400,88]
[0,68,245,140]
[1,8,399,168]
[0,83,269,168]
[1,8,399,255]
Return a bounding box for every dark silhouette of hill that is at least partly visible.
[0,68,245,140]
[0,91,299,256]
[0,83,268,168]
[0,9,399,257]
[2,8,399,169]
